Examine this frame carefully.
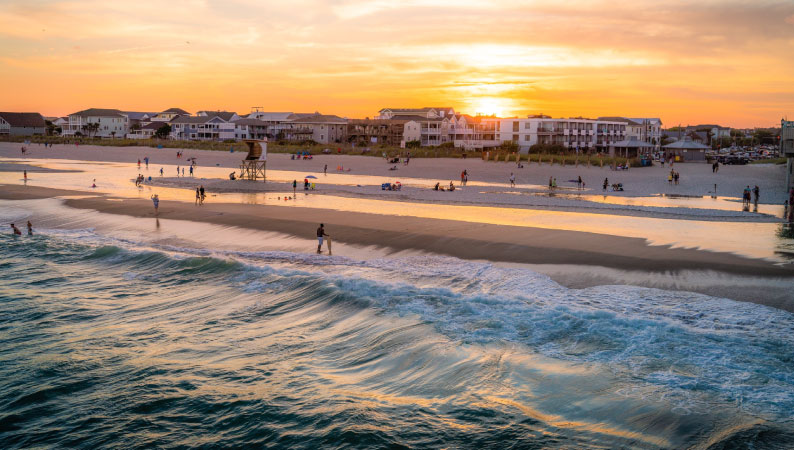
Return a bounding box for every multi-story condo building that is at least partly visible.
[246,112,295,139]
[487,116,627,153]
[599,117,663,151]
[0,112,46,136]
[62,108,129,138]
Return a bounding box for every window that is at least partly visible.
[524,122,531,130]
[524,135,531,141]
[512,122,519,132]
[512,134,519,142]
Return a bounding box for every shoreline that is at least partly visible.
[3,184,792,278]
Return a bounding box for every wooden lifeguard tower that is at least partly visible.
[240,139,267,182]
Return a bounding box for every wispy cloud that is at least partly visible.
[0,0,792,126]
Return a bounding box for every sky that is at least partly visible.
[0,0,793,127]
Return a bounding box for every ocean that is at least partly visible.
[2,200,794,449]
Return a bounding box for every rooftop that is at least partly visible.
[0,112,46,128]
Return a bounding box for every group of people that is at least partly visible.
[460,170,469,185]
[433,182,456,192]
[10,221,33,236]
[742,185,760,206]
[137,157,150,168]
[668,170,681,185]
[549,177,558,189]
[134,174,147,186]
[195,186,206,205]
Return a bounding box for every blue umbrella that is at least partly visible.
[305,175,317,179]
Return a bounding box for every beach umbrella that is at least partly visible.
[305,175,317,179]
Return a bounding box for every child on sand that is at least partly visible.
[151,194,160,215]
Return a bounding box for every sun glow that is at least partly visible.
[469,97,514,118]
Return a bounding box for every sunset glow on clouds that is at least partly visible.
[1,0,793,126]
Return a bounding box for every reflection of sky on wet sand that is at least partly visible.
[2,158,793,262]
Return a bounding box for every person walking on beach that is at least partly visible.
[316,223,328,254]
[144,156,149,168]
[577,175,582,190]
[10,223,22,235]
[177,166,180,177]
[189,166,194,177]
[195,187,201,205]
[27,221,33,235]
[182,167,185,176]
[23,170,27,181]
[753,185,760,204]
[603,178,608,191]
[324,164,328,175]
[509,173,515,188]
[549,177,553,190]
[742,186,751,207]
[160,167,164,177]
[461,170,466,185]
[151,194,160,215]
[199,185,205,205]
[138,159,141,168]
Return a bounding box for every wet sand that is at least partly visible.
[3,184,792,279]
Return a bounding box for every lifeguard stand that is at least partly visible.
[240,139,267,182]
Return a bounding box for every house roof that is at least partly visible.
[597,116,641,125]
[140,122,163,130]
[663,137,710,149]
[0,112,46,127]
[171,116,216,124]
[70,108,126,118]
[248,112,294,121]
[197,111,237,121]
[124,111,155,120]
[610,137,653,148]
[630,118,663,125]
[162,107,189,115]
[233,118,268,126]
[288,113,347,124]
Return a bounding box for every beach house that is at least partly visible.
[170,114,236,141]
[347,119,409,147]
[62,108,129,138]
[284,113,347,144]
[448,114,500,150]
[0,112,47,136]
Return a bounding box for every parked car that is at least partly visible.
[725,156,748,165]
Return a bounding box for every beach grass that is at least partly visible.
[3,135,645,167]
[750,157,787,165]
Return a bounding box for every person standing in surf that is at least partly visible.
[10,223,22,235]
[151,194,160,215]
[316,223,328,254]
[199,185,205,205]
[26,221,33,235]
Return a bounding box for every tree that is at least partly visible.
[154,124,171,139]
[82,122,100,138]
[405,140,421,149]
[753,129,774,144]
[130,123,142,132]
[45,120,56,136]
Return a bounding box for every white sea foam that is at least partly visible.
[21,224,794,420]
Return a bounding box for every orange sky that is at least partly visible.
[1,0,793,127]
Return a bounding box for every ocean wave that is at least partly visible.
[5,228,794,423]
